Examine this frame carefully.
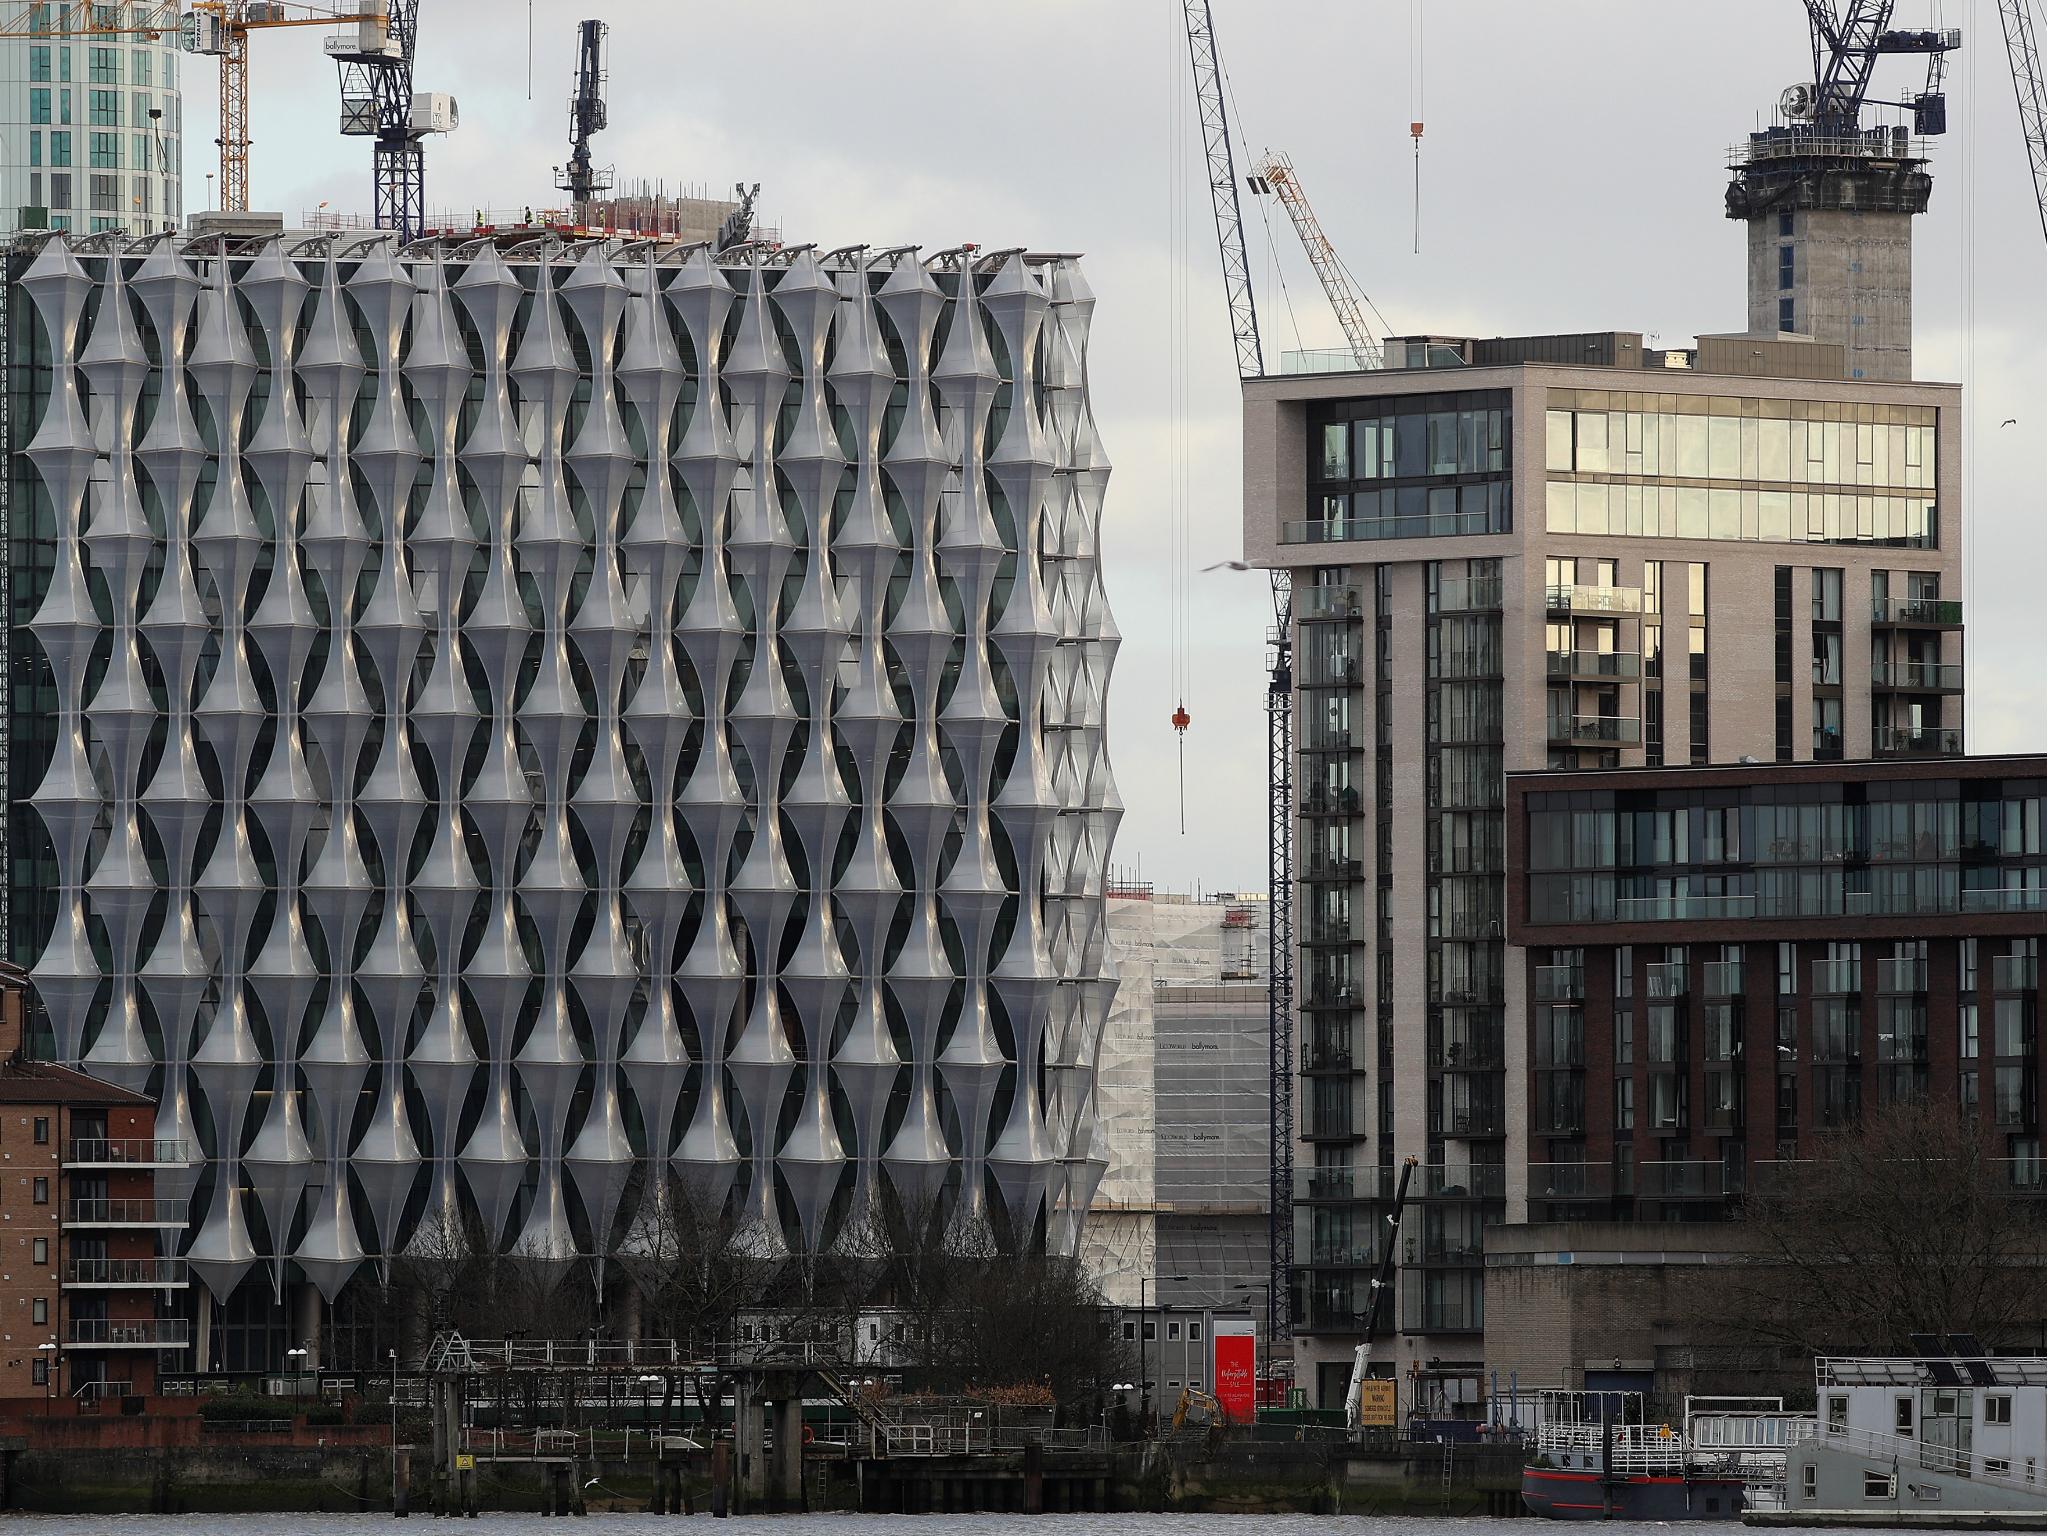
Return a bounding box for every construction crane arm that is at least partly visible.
[1180,0,1263,379]
[1344,1156,1418,1433]
[1253,151,1381,371]
[2001,0,2048,240]
[0,2,179,37]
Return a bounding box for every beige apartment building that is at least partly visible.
[1240,330,1965,1412]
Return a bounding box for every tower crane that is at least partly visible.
[1177,0,1292,1357]
[1999,0,2048,240]
[331,0,443,242]
[555,18,612,220]
[1250,149,1383,371]
[184,1,371,218]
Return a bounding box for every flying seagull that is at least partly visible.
[2000,418,2017,427]
[1202,560,1251,572]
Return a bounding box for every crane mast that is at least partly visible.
[1178,0,1291,1358]
[1253,150,1382,370]
[2000,0,2048,239]
[556,18,613,218]
[1181,0,1262,380]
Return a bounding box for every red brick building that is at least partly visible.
[0,968,187,1405]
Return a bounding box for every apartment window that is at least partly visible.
[30,88,51,124]
[32,1178,48,1204]
[88,173,118,212]
[1779,297,1795,332]
[88,45,118,83]
[1986,1395,2012,1425]
[29,45,51,80]
[50,131,71,166]
[1960,1001,1978,1059]
[33,1118,49,1145]
[1614,1012,1634,1066]
[31,1238,47,1265]
[1614,1077,1635,1131]
[1779,209,1795,238]
[89,88,118,125]
[131,47,151,86]
[49,173,71,209]
[1778,245,1794,291]
[31,1298,47,1325]
[1813,696,1843,760]
[30,1359,47,1387]
[28,132,40,168]
[1812,568,1842,624]
[60,87,71,123]
[1121,1321,1135,1341]
[89,131,118,168]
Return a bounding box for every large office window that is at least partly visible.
[1292,391,1512,544]
[1544,389,1937,549]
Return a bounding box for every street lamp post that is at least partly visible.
[389,1348,401,1517]
[286,1345,309,1401]
[1138,1273,1190,1435]
[37,1342,57,1419]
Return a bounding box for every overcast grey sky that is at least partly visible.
[198,0,2046,896]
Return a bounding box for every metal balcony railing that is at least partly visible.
[1549,714,1641,744]
[1871,661,1963,692]
[63,1198,188,1227]
[1875,725,1964,757]
[64,1138,194,1168]
[1546,649,1640,681]
[65,1318,191,1347]
[63,1258,190,1288]
[1871,597,1963,627]
[1421,1164,1507,1199]
[1613,893,1756,921]
[1544,583,1641,615]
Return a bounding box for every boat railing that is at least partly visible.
[1794,1419,2044,1497]
[1533,1422,1692,1474]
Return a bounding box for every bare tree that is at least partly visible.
[1725,1102,2045,1356]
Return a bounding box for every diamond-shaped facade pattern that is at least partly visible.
[9,233,1117,1301]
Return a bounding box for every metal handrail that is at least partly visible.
[64,1138,195,1166]
[1796,1419,2043,1496]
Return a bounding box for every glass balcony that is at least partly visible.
[1296,1165,1401,1202]
[64,1138,194,1169]
[1297,585,1363,622]
[1421,1164,1507,1199]
[1702,959,1744,996]
[1546,650,1641,682]
[63,1198,188,1227]
[1613,893,1757,921]
[1638,1160,1732,1200]
[1811,959,1860,995]
[1876,957,1928,994]
[63,1257,190,1288]
[1871,662,1964,693]
[1871,597,1964,628]
[1533,965,1584,1002]
[65,1318,190,1348]
[1875,725,1964,757]
[1993,955,2040,993]
[1545,583,1642,615]
[1644,961,1689,999]
[1281,510,1498,544]
[1962,886,2046,915]
[1438,576,1503,613]
[1549,714,1642,745]
[1303,853,1365,882]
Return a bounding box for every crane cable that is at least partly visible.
[1409,0,1425,254]
[1169,5,1191,833]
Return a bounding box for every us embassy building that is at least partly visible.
[3,227,1117,1371]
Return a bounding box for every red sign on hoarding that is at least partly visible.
[1212,1321,1256,1423]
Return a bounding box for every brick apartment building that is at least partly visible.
[0,966,187,1405]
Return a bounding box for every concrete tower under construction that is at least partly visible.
[1724,6,1960,382]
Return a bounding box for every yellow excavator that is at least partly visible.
[1170,1385,1224,1434]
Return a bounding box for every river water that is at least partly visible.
[0,1519,1883,1534]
